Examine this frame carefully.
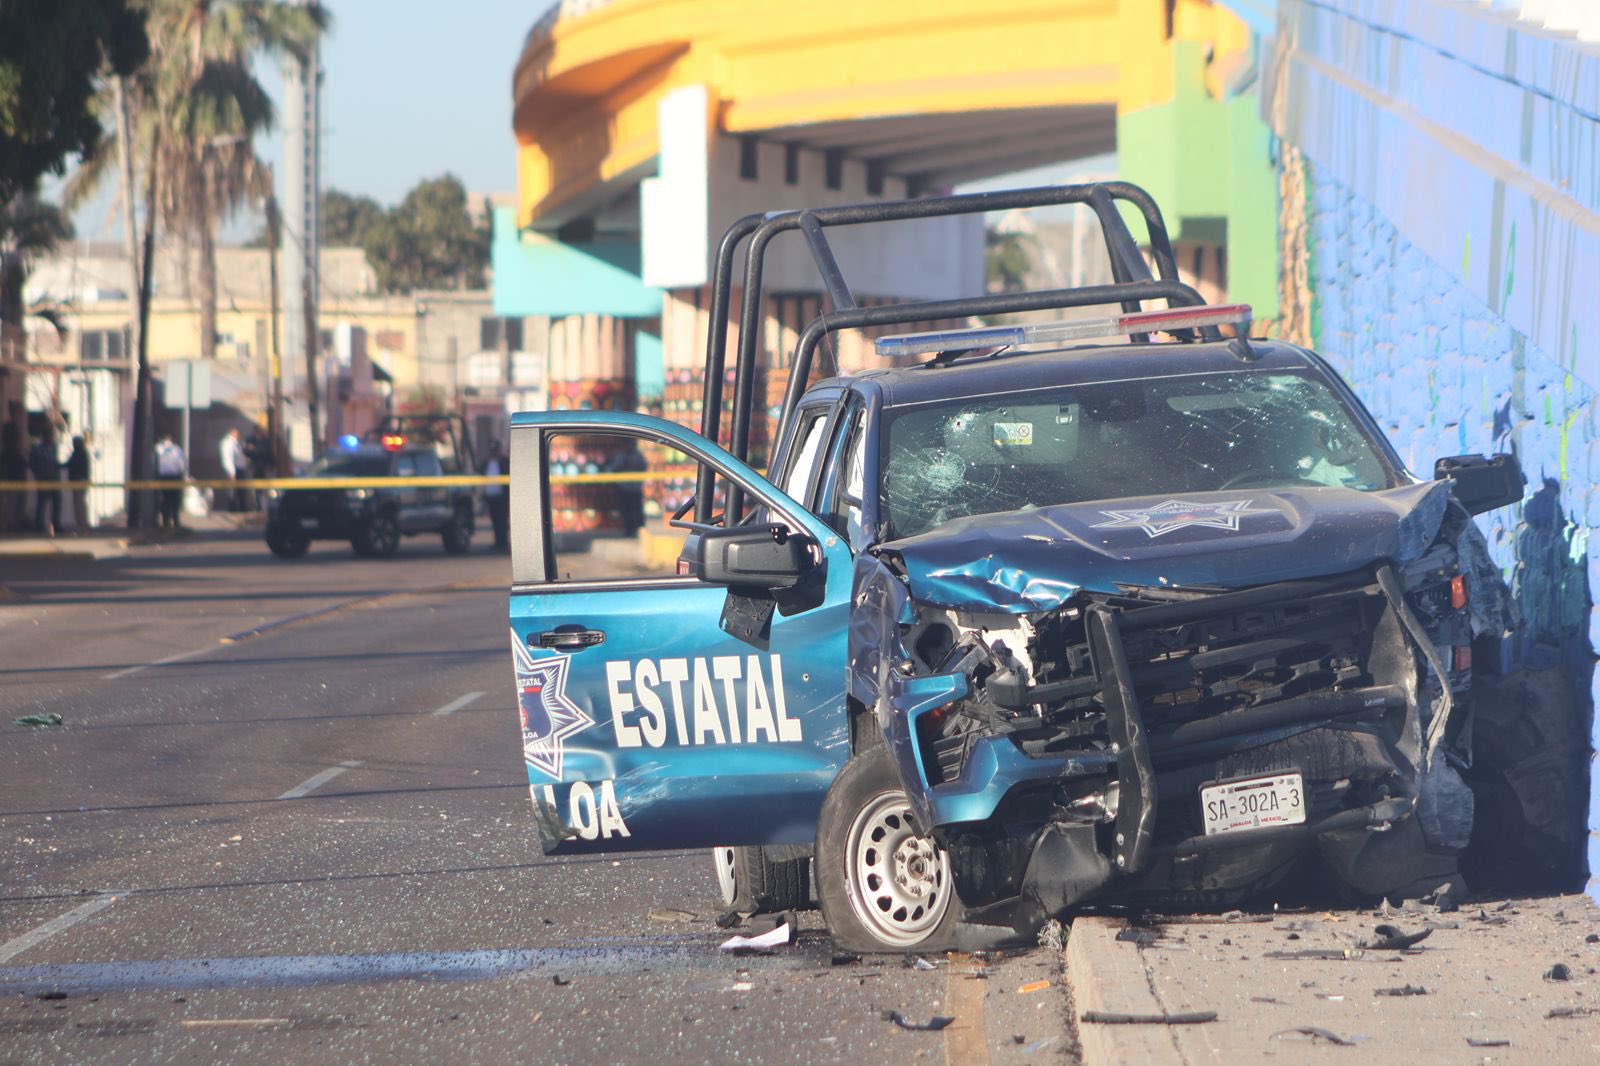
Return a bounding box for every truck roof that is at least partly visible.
[832,338,1321,409]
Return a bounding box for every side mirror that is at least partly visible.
[1434,453,1525,515]
[682,524,816,589]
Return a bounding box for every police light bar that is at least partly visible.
[380,433,406,451]
[873,303,1253,358]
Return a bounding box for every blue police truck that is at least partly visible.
[505,183,1572,952]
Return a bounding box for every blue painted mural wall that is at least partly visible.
[1259,0,1599,890]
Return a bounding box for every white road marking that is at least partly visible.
[102,646,211,680]
[431,691,485,717]
[0,894,119,964]
[276,761,362,800]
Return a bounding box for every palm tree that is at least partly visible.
[69,0,327,359]
[0,189,73,365]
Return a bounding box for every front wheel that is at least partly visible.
[711,846,810,912]
[355,513,401,557]
[815,745,961,952]
[442,505,472,554]
[265,523,310,558]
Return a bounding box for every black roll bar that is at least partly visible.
[697,181,1186,523]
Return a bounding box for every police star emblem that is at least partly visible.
[511,632,594,780]
[1090,498,1276,539]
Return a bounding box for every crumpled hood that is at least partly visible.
[878,481,1451,612]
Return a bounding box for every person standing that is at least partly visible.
[482,440,509,551]
[28,424,62,537]
[219,426,248,513]
[65,436,91,533]
[243,421,273,510]
[154,432,187,531]
[0,422,27,534]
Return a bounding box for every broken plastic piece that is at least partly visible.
[718,922,791,954]
[1466,1037,1510,1047]
[648,908,698,923]
[1081,1010,1217,1025]
[1361,924,1432,951]
[1017,980,1051,994]
[14,713,63,728]
[882,1010,954,1032]
[1544,963,1572,981]
[1271,1026,1356,1046]
[1375,985,1429,997]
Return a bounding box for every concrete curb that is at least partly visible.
[1065,917,1186,1066]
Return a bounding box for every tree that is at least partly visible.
[0,0,149,205]
[321,188,384,246]
[0,190,74,363]
[362,175,487,293]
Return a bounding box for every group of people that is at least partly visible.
[0,421,92,537]
[148,423,276,531]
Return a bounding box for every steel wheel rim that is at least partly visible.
[713,847,738,905]
[842,790,950,946]
[372,517,398,553]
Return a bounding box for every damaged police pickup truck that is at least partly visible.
[506,182,1555,952]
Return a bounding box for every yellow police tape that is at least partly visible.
[0,470,691,492]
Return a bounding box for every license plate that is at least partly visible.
[1200,772,1305,836]
[300,517,320,529]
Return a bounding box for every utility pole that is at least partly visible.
[265,195,286,472]
[113,76,147,528]
[303,277,321,456]
[282,0,320,462]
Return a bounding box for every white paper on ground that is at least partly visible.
[717,922,792,952]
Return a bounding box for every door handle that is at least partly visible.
[535,628,606,651]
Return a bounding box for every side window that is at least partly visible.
[779,409,830,508]
[823,412,865,546]
[414,452,442,477]
[395,454,417,478]
[545,430,701,581]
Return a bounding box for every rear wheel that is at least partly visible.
[265,523,310,558]
[816,745,961,952]
[442,505,472,554]
[355,513,401,557]
[711,846,810,912]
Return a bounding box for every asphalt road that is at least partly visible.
[0,526,1074,1064]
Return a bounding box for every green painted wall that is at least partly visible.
[1117,39,1279,320]
[491,207,663,319]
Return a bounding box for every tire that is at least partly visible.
[442,505,472,554]
[265,523,310,558]
[712,846,811,912]
[815,745,961,952]
[1463,666,1589,893]
[355,512,401,557]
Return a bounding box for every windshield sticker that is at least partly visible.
[513,633,595,779]
[605,654,802,748]
[1091,498,1277,539]
[992,422,1033,446]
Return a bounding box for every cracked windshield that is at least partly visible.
[882,370,1392,538]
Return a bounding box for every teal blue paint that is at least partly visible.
[490,207,663,318]
[634,331,665,401]
[1502,220,1517,309]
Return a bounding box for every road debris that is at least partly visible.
[14,713,63,728]
[829,952,860,966]
[881,1010,954,1032]
[714,910,747,929]
[1116,927,1161,947]
[718,922,791,954]
[1375,984,1429,997]
[1360,924,1432,951]
[1021,1036,1056,1054]
[647,908,698,924]
[1271,1026,1357,1046]
[179,1018,291,1029]
[1264,948,1362,960]
[1546,1005,1599,1019]
[1036,919,1064,950]
[1543,963,1571,981]
[1081,1010,1218,1025]
[552,975,571,986]
[1466,1037,1510,1047]
[905,955,940,971]
[1017,979,1050,994]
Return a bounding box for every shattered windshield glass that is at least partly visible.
[881,370,1394,539]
